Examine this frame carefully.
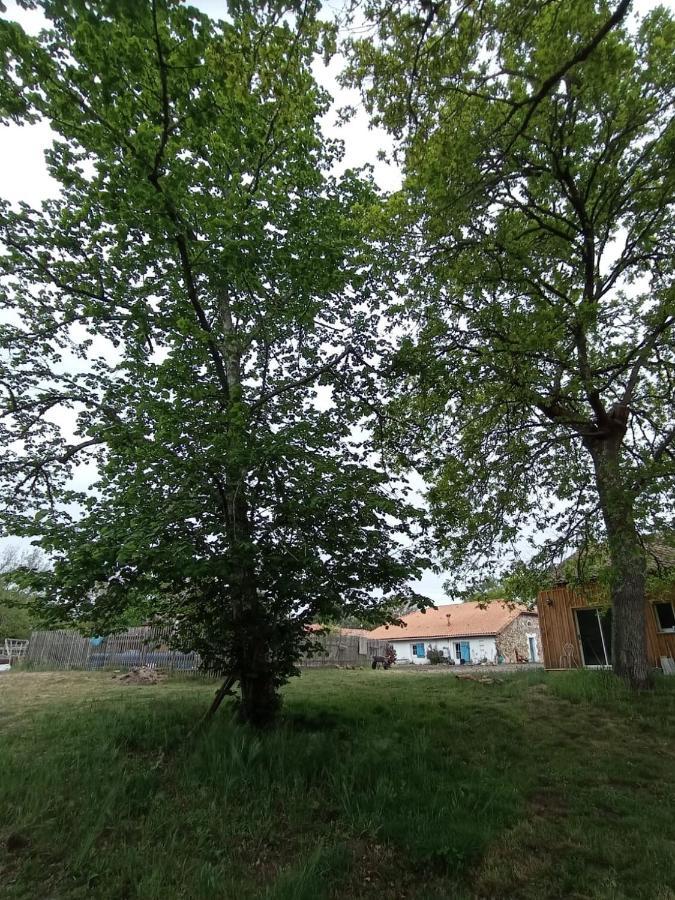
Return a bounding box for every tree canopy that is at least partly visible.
[346,0,675,685]
[1,0,673,705]
[0,0,428,723]
[0,546,46,640]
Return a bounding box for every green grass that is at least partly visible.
[1,668,674,899]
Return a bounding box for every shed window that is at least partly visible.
[575,608,611,667]
[654,602,675,633]
[412,643,426,658]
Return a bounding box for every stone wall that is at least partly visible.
[495,614,541,663]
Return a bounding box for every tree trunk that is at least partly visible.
[170,224,283,725]
[589,440,650,688]
[239,665,280,728]
[226,508,281,727]
[609,548,649,687]
[218,289,282,726]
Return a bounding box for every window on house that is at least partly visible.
[412,643,426,658]
[654,601,675,633]
[455,642,461,660]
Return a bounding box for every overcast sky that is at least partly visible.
[0,0,670,603]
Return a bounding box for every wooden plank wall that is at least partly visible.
[537,584,675,670]
[537,587,584,669]
[646,598,675,664]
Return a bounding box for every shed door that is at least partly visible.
[460,641,471,662]
[575,608,612,667]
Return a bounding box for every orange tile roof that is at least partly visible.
[368,601,536,641]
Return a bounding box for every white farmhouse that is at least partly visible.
[368,601,541,666]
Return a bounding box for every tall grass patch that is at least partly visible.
[0,669,674,899]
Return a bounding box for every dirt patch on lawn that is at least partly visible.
[528,789,569,821]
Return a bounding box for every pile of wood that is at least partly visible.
[113,666,165,685]
[455,674,504,684]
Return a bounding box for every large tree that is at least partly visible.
[0,0,428,724]
[0,546,46,640]
[346,1,675,686]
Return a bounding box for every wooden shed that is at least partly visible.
[536,583,675,671]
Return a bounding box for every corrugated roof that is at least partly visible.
[645,540,675,571]
[554,536,675,583]
[368,601,536,641]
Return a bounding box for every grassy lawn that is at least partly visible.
[0,668,674,900]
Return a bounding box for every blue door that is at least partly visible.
[460,642,471,663]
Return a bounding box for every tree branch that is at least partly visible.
[653,423,675,464]
[251,348,351,411]
[505,0,631,142]
[621,313,675,405]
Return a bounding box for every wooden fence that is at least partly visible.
[25,626,200,673]
[24,628,388,673]
[3,639,30,662]
[301,633,389,667]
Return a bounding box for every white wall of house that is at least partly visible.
[391,636,498,665]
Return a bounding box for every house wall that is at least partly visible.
[391,636,498,665]
[536,584,675,670]
[496,614,541,663]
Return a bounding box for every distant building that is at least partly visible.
[537,539,675,671]
[368,601,541,665]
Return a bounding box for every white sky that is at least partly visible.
[0,0,670,603]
